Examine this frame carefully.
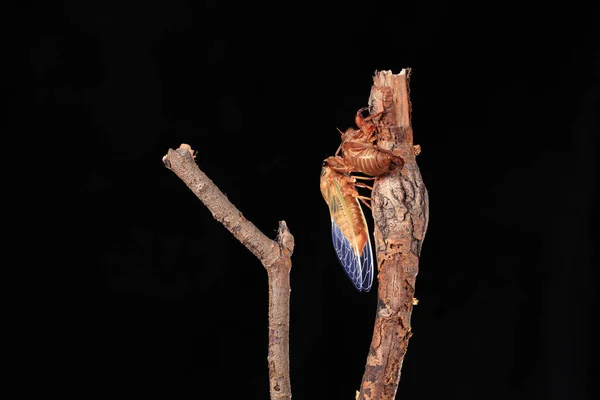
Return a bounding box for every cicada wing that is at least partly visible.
[331,219,363,290]
[325,177,374,292]
[359,230,374,292]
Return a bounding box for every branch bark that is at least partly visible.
[358,70,429,399]
[162,144,294,400]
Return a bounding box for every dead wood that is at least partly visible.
[163,144,293,400]
[358,70,429,399]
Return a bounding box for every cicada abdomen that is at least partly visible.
[341,142,405,177]
[337,108,404,177]
[320,157,373,291]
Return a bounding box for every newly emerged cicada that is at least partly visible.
[321,108,412,291]
[320,156,374,291]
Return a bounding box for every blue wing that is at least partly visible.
[360,236,374,292]
[331,220,374,292]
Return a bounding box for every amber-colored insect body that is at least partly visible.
[320,156,373,291]
[337,108,404,176]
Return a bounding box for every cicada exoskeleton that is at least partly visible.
[336,107,405,176]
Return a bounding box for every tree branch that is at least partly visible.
[162,144,294,400]
[358,70,429,399]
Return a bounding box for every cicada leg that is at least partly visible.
[335,144,342,157]
[356,196,372,210]
[354,182,373,191]
[354,181,373,209]
[356,106,370,116]
[356,107,383,125]
[355,108,383,141]
[360,110,383,124]
[334,128,345,157]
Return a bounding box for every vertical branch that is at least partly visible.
[358,70,429,399]
[267,222,294,400]
[162,144,294,400]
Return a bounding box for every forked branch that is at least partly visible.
[358,70,429,399]
[162,144,294,400]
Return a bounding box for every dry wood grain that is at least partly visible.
[358,70,429,399]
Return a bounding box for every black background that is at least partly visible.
[16,1,598,398]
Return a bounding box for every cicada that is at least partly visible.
[336,107,405,176]
[320,156,374,291]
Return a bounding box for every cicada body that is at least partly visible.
[341,141,405,177]
[337,108,405,176]
[320,157,374,291]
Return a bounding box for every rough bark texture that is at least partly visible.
[267,222,294,400]
[163,144,294,400]
[358,70,429,399]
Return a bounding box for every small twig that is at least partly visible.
[163,144,294,400]
[358,70,429,399]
